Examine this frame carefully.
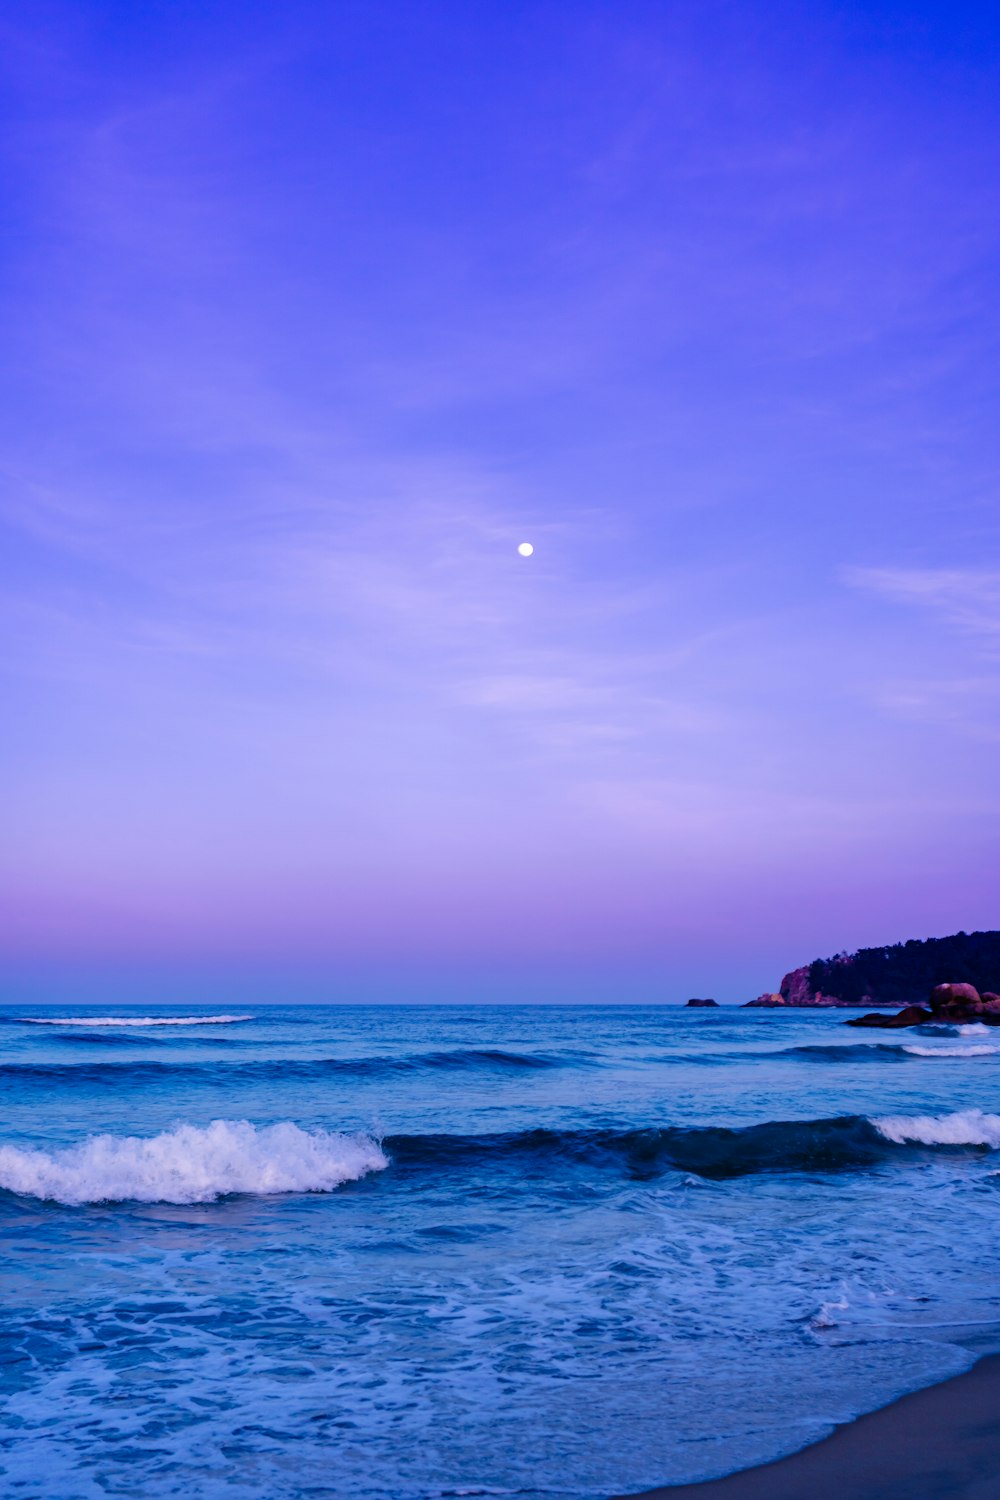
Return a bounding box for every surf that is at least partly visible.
[0,1120,386,1205]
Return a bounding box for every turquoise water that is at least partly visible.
[3,1002,1000,1498]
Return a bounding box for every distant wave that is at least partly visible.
[45,1029,169,1047]
[775,1043,912,1063]
[15,1014,253,1027]
[0,1120,386,1205]
[872,1108,1000,1147]
[900,1044,999,1058]
[914,1022,991,1037]
[0,1048,573,1086]
[771,1042,998,1063]
[376,1047,569,1072]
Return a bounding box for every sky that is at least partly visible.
[1,0,998,1003]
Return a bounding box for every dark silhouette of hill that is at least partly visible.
[747,930,1000,1007]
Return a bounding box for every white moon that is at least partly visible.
[517,541,534,557]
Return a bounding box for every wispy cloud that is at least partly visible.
[1,463,734,793]
[843,567,1000,738]
[868,677,1000,741]
[844,567,1000,643]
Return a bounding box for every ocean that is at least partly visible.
[3,1001,1000,1499]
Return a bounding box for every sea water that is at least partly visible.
[3,1002,1000,1499]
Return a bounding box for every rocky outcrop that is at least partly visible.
[781,967,821,1006]
[685,997,719,1007]
[847,984,1000,1029]
[930,983,984,1013]
[744,965,871,1008]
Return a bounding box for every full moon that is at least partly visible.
[517,541,534,557]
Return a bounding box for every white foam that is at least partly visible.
[17,1014,252,1027]
[902,1045,999,1058]
[811,1292,849,1330]
[915,1022,991,1038]
[873,1108,1000,1148]
[0,1120,387,1205]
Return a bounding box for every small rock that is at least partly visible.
[846,1005,932,1029]
[889,1004,934,1027]
[685,998,719,1007]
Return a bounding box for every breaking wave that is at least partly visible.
[15,1014,253,1027]
[384,1110,1000,1180]
[915,1022,991,1037]
[772,1041,998,1063]
[0,1120,386,1205]
[7,1109,1000,1206]
[872,1108,1000,1147]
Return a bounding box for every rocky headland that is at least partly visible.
[745,929,1000,1009]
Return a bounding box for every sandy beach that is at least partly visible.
[619,1354,1000,1500]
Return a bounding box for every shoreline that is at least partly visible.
[616,1353,1000,1499]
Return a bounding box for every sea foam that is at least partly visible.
[901,1044,999,1058]
[0,1120,387,1204]
[873,1108,1000,1147]
[17,1014,252,1027]
[916,1022,991,1038]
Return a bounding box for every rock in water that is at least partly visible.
[846,1005,933,1029]
[685,998,719,1007]
[847,983,998,1029]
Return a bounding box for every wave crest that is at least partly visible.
[16,1015,252,1027]
[386,1111,1000,1180]
[0,1048,571,1087]
[900,1044,999,1058]
[873,1108,1000,1147]
[914,1022,991,1038]
[772,1040,999,1064]
[777,1043,910,1063]
[0,1120,386,1205]
[384,1116,893,1179]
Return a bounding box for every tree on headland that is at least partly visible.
[805,931,1000,1007]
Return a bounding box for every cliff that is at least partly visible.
[745,930,1000,1008]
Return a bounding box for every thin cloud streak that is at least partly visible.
[845,566,1000,643]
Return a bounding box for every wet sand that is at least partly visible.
[617,1353,1000,1500]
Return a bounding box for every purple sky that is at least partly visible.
[2,1,998,1002]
